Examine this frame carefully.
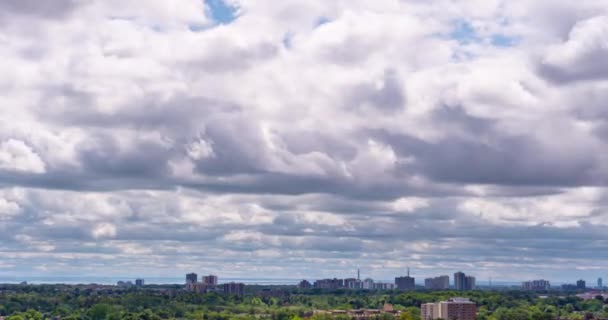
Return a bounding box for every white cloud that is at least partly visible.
[0,198,21,219]
[1,0,608,281]
[541,15,608,82]
[0,139,46,173]
[92,223,117,239]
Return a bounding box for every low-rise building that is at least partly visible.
[203,275,218,286]
[374,282,395,290]
[314,278,344,290]
[344,278,362,289]
[223,282,245,297]
[522,279,550,291]
[425,276,450,290]
[298,280,312,289]
[314,304,402,320]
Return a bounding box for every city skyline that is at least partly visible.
[3,268,608,287]
[2,0,608,281]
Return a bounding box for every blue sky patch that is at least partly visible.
[491,34,519,47]
[315,16,332,28]
[450,20,479,44]
[205,0,238,24]
[449,19,518,48]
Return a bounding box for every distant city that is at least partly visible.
[296,269,476,291]
[8,270,606,292]
[5,270,608,320]
[104,268,605,299]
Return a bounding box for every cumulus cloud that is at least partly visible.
[92,223,118,239]
[1,0,608,282]
[540,15,608,82]
[0,139,46,174]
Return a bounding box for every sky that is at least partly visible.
[1,0,608,284]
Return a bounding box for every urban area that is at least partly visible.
[3,269,608,320]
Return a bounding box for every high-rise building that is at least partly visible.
[223,282,245,297]
[363,278,375,290]
[395,268,415,291]
[203,275,218,286]
[421,297,477,320]
[454,272,466,290]
[577,279,586,289]
[522,280,550,291]
[135,279,144,287]
[395,276,415,290]
[454,272,475,291]
[598,278,603,288]
[425,276,450,290]
[186,273,198,284]
[465,276,476,290]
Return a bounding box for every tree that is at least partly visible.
[88,304,114,320]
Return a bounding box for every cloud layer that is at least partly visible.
[1,0,608,283]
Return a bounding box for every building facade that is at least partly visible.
[465,276,476,290]
[454,272,466,291]
[522,279,550,291]
[314,278,344,289]
[395,276,415,291]
[577,279,586,289]
[421,298,477,320]
[344,278,362,289]
[135,279,144,287]
[454,272,475,291]
[421,303,438,320]
[374,282,395,290]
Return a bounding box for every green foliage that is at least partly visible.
[0,285,605,320]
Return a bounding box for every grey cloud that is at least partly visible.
[77,134,173,178]
[345,69,406,112]
[193,118,271,175]
[0,0,79,19]
[372,117,600,187]
[4,0,608,282]
[538,16,608,83]
[281,131,357,160]
[181,40,279,73]
[40,89,240,134]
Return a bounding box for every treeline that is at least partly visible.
[1,285,608,320]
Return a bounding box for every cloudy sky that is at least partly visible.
[1,0,608,284]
